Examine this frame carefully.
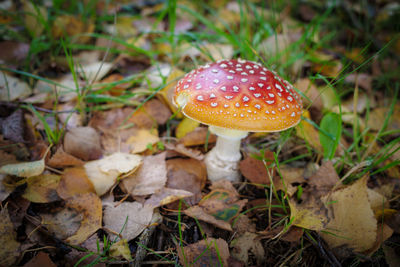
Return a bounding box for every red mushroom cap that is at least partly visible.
[173,59,302,132]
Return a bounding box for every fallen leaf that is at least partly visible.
[52,14,94,44]
[311,51,342,77]
[57,167,96,199]
[143,63,171,89]
[274,165,305,197]
[1,109,25,143]
[176,117,200,139]
[319,176,377,252]
[365,223,393,255]
[109,239,132,261]
[185,180,247,231]
[84,152,142,196]
[126,128,160,154]
[0,71,31,101]
[23,0,46,37]
[121,152,167,196]
[0,174,12,201]
[145,187,193,208]
[103,201,153,241]
[367,104,400,131]
[47,146,84,168]
[0,149,48,177]
[344,73,372,91]
[230,232,265,265]
[180,127,217,147]
[164,143,205,160]
[142,99,172,125]
[166,158,207,207]
[64,126,102,161]
[23,252,56,267]
[22,174,61,203]
[296,110,323,153]
[294,78,323,111]
[101,73,131,96]
[65,193,102,245]
[0,41,29,66]
[178,238,230,267]
[158,68,185,116]
[239,151,275,186]
[0,206,20,266]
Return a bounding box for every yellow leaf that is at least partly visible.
[295,111,323,153]
[289,198,328,231]
[319,176,377,252]
[22,174,61,203]
[109,239,132,261]
[176,117,200,139]
[23,0,46,37]
[126,129,160,154]
[158,68,185,117]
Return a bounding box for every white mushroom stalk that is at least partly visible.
[204,126,248,182]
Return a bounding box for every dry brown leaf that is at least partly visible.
[65,193,102,245]
[23,252,57,267]
[274,165,305,197]
[0,206,20,266]
[103,201,153,241]
[239,151,274,186]
[0,41,29,66]
[52,15,94,44]
[63,126,102,161]
[0,71,31,101]
[294,78,323,111]
[230,232,265,265]
[1,109,25,143]
[100,73,131,96]
[145,187,193,208]
[23,0,46,37]
[142,99,172,125]
[57,167,96,199]
[320,176,377,252]
[166,158,207,207]
[47,146,84,168]
[178,238,230,267]
[185,180,247,231]
[0,174,12,201]
[158,68,185,116]
[367,104,400,131]
[180,127,217,147]
[22,174,61,203]
[164,143,205,160]
[122,152,167,196]
[311,51,343,77]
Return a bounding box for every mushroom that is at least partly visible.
[173,59,302,182]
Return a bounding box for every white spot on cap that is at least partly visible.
[224,104,229,108]
[240,114,244,117]
[253,65,259,69]
[245,65,252,69]
[235,103,240,107]
[212,69,219,73]
[187,79,192,82]
[260,77,267,80]
[267,86,271,90]
[225,95,233,99]
[236,68,243,71]
[276,83,283,91]
[220,63,227,68]
[286,104,290,108]
[241,78,248,82]
[291,112,295,117]
[211,102,218,107]
[213,79,220,84]
[241,72,248,75]
[277,92,282,97]
[260,71,266,75]
[196,84,202,89]
[272,110,276,114]
[249,70,255,74]
[249,86,255,91]
[255,104,261,109]
[258,83,264,88]
[221,86,227,91]
[229,70,235,73]
[266,110,270,114]
[268,93,274,97]
[266,100,274,104]
[184,84,189,89]
[233,113,237,117]
[238,58,246,63]
[254,93,261,98]
[243,96,250,102]
[287,96,293,102]
[210,93,216,98]
[282,106,286,110]
[227,76,234,80]
[236,64,241,67]
[197,95,204,101]
[233,86,239,92]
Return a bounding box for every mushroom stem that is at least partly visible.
[204,126,248,182]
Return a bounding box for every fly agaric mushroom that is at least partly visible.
[173,59,302,182]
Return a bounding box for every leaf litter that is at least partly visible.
[0,0,399,266]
